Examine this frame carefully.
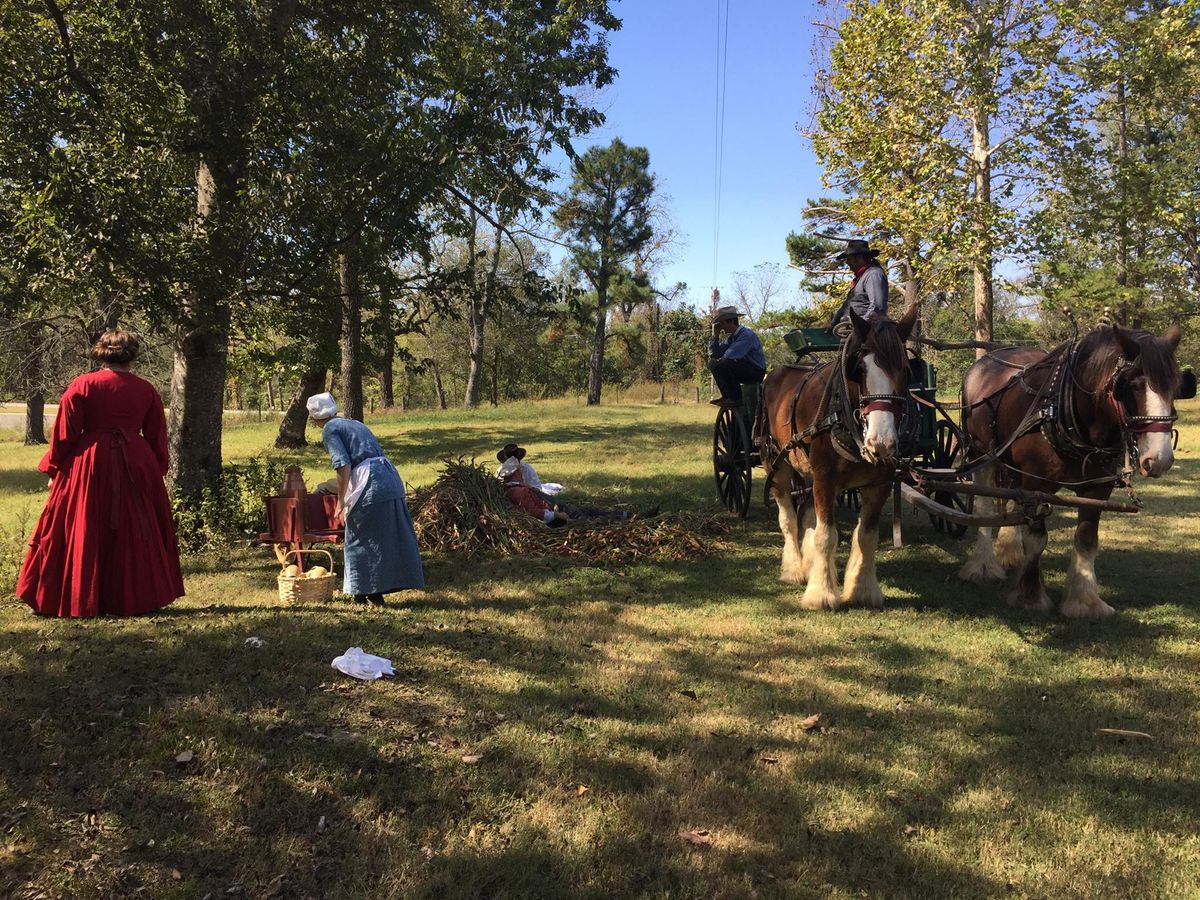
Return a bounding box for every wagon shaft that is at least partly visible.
[916,479,1141,514]
[899,484,1037,528]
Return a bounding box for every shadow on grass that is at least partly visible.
[2,546,1197,899]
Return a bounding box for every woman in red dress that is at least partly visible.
[16,330,185,617]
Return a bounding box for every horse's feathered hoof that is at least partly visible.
[800,587,842,611]
[843,583,885,610]
[1005,585,1053,613]
[958,557,1005,583]
[1060,596,1116,619]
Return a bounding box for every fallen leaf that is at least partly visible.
[800,714,822,732]
[461,754,482,764]
[1096,728,1154,740]
[317,816,326,832]
[680,829,712,846]
[576,785,589,797]
[902,824,918,837]
[171,869,182,881]
[174,750,194,764]
[679,689,698,701]
[760,755,780,765]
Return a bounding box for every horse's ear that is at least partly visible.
[897,302,921,341]
[1114,325,1142,360]
[849,307,870,341]
[1161,324,1182,349]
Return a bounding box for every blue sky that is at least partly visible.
[570,0,826,310]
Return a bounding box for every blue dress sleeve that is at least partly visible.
[322,423,352,470]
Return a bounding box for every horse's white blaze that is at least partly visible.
[1136,386,1174,476]
[861,352,898,460]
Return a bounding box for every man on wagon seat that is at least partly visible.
[829,238,888,336]
[708,305,767,408]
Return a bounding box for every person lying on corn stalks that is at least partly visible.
[497,455,658,527]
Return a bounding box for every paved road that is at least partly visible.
[0,412,52,429]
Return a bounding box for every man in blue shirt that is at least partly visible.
[708,305,767,408]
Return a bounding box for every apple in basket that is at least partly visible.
[284,564,299,577]
[306,566,328,579]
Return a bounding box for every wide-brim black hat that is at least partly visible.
[835,238,881,261]
[497,442,527,463]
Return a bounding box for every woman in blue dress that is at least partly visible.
[306,392,425,604]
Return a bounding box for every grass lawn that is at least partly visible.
[1,397,1198,899]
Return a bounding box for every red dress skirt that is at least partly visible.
[16,370,185,617]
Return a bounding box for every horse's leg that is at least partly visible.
[1006,514,1052,612]
[842,483,889,609]
[800,469,841,611]
[1061,506,1115,619]
[993,516,1025,570]
[773,467,806,584]
[958,466,1006,582]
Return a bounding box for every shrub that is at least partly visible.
[0,506,33,596]
[172,458,287,554]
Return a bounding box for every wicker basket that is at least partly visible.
[277,549,336,604]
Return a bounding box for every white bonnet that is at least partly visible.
[306,392,338,419]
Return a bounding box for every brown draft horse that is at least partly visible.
[958,324,1185,618]
[762,305,920,611]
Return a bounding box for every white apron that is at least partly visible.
[342,456,396,517]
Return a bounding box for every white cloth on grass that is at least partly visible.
[331,647,395,680]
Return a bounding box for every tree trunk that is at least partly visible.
[169,158,232,504]
[431,359,447,410]
[25,389,46,445]
[970,103,994,359]
[265,377,276,411]
[465,306,486,409]
[490,343,500,406]
[169,324,230,502]
[379,310,395,409]
[464,221,504,409]
[339,246,364,421]
[586,278,608,406]
[275,365,327,448]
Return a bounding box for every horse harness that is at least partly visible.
[765,340,913,472]
[967,339,1177,488]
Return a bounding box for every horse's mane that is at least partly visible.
[1076,327,1179,397]
[860,317,908,377]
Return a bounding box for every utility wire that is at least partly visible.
[712,0,731,292]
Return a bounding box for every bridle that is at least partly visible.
[860,394,908,417]
[1104,358,1177,436]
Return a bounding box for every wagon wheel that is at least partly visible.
[837,489,861,511]
[927,420,972,537]
[713,406,753,518]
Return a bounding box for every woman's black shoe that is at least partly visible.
[367,593,386,606]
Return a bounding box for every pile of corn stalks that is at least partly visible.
[407,458,729,562]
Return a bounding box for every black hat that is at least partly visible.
[836,239,881,261]
[497,442,527,463]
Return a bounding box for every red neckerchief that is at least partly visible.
[850,262,871,289]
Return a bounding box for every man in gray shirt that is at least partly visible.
[829,239,888,332]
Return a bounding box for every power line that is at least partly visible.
[712,0,731,292]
